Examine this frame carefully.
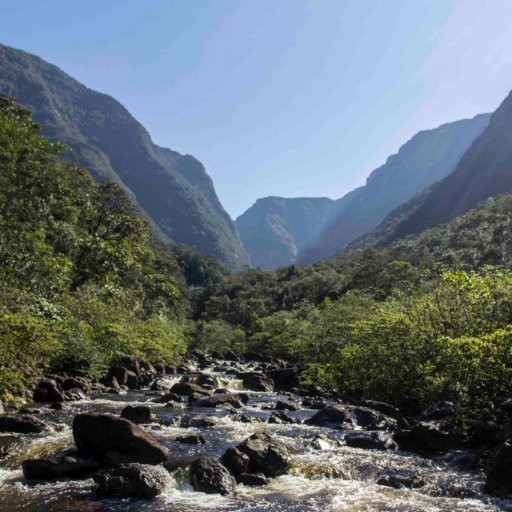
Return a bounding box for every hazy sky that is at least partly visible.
[1,0,512,218]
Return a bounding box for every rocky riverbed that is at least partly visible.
[0,353,511,511]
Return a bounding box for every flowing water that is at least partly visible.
[0,362,511,512]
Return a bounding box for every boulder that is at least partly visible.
[189,457,236,495]
[73,413,168,464]
[175,434,205,445]
[236,472,267,486]
[243,375,274,392]
[62,376,91,392]
[236,432,291,477]
[394,422,457,453]
[64,388,87,401]
[108,366,130,386]
[268,412,296,424]
[343,432,398,451]
[118,357,141,376]
[176,414,216,428]
[242,351,264,362]
[33,379,64,403]
[194,393,244,409]
[484,439,512,497]
[153,392,181,404]
[377,471,425,489]
[265,368,299,391]
[302,398,328,410]
[150,378,173,391]
[362,400,403,420]
[196,374,219,388]
[22,452,101,480]
[221,447,250,475]
[306,404,397,430]
[94,463,170,499]
[275,400,299,412]
[103,375,120,390]
[170,382,212,396]
[121,405,153,424]
[0,414,47,434]
[417,401,456,422]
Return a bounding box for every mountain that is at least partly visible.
[350,89,512,251]
[237,114,490,269]
[0,43,248,271]
[235,196,337,269]
[298,114,491,263]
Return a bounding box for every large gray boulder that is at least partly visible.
[73,413,168,464]
[22,452,101,480]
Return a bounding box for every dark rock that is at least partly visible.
[153,363,166,374]
[189,457,236,495]
[121,405,153,424]
[302,397,328,409]
[224,351,239,362]
[232,414,263,424]
[196,374,218,388]
[268,412,296,424]
[394,422,457,453]
[484,439,512,497]
[311,434,333,451]
[64,388,87,401]
[242,351,264,362]
[343,432,398,451]
[103,375,120,390]
[0,415,47,434]
[126,372,140,390]
[243,375,274,392]
[275,400,299,412]
[236,472,267,486]
[150,378,172,391]
[62,377,91,392]
[177,414,216,428]
[176,434,206,445]
[22,452,101,480]
[118,357,141,376]
[108,366,130,386]
[265,368,299,391]
[417,401,456,422]
[153,392,181,404]
[195,393,244,409]
[306,404,397,430]
[33,380,64,403]
[188,391,212,404]
[377,471,425,489]
[221,447,250,475]
[171,382,212,396]
[237,432,291,477]
[94,463,170,499]
[362,400,403,420]
[50,402,63,411]
[73,413,168,464]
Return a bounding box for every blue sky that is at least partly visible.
[1,0,512,218]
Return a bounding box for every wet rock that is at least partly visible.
[243,375,274,392]
[50,402,63,411]
[484,438,512,497]
[0,414,47,433]
[94,463,170,499]
[153,363,166,374]
[150,378,173,391]
[265,368,299,391]
[221,447,250,475]
[195,393,244,409]
[177,414,216,428]
[108,366,130,386]
[165,401,185,410]
[153,392,181,404]
[188,391,212,403]
[64,388,87,401]
[33,379,64,403]
[311,434,333,451]
[343,432,398,451]
[236,472,267,486]
[302,397,328,409]
[275,400,299,411]
[268,411,296,424]
[236,432,291,477]
[103,375,120,390]
[176,434,206,445]
[196,374,218,388]
[118,357,141,377]
[224,350,239,362]
[121,405,153,424]
[417,401,456,422]
[170,382,212,396]
[394,422,457,454]
[306,404,397,430]
[22,451,101,480]
[62,376,91,392]
[377,471,425,489]
[189,457,236,495]
[73,413,168,464]
[362,400,403,420]
[232,414,263,424]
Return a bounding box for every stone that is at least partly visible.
[394,422,457,454]
[194,393,244,409]
[73,413,168,464]
[417,401,456,422]
[175,434,206,445]
[189,457,236,495]
[64,388,87,401]
[94,463,170,499]
[121,405,153,424]
[484,439,512,497]
[62,377,91,392]
[108,366,130,386]
[343,432,398,451]
[236,472,267,486]
[153,392,181,404]
[306,404,397,430]
[311,435,333,451]
[176,414,216,428]
[236,432,291,477]
[265,368,299,391]
[377,471,425,489]
[0,414,47,434]
[275,400,299,411]
[22,452,101,480]
[170,382,212,396]
[221,447,250,475]
[243,375,274,392]
[302,397,328,409]
[150,378,173,391]
[268,412,295,424]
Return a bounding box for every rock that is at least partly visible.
[33,380,64,403]
[221,447,250,475]
[196,374,218,388]
[232,414,263,424]
[189,457,236,495]
[103,375,120,390]
[275,400,299,411]
[121,405,153,424]
[176,414,216,428]
[417,401,456,422]
[108,366,130,386]
[394,422,457,454]
[243,375,274,392]
[153,392,181,404]
[118,357,141,376]
[265,368,299,391]
[194,393,244,409]
[150,378,173,391]
[188,391,212,403]
[22,452,101,480]
[153,363,166,374]
[343,432,398,451]
[236,432,291,477]
[242,351,264,362]
[126,372,140,390]
[50,402,63,411]
[302,397,328,409]
[94,463,170,499]
[64,388,87,401]
[236,472,267,486]
[175,434,206,445]
[268,412,296,424]
[484,439,512,497]
[306,405,397,430]
[0,414,47,433]
[377,471,425,489]
[73,413,168,464]
[224,351,239,362]
[171,382,212,396]
[362,400,403,420]
[311,434,333,451]
[62,377,91,392]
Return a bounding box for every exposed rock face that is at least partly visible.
[0,415,47,434]
[236,432,291,477]
[22,452,101,480]
[94,464,170,499]
[484,439,512,497]
[73,413,168,464]
[306,404,397,430]
[189,457,236,495]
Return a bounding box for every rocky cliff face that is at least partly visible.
[0,43,248,271]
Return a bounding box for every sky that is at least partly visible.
[1,0,512,218]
